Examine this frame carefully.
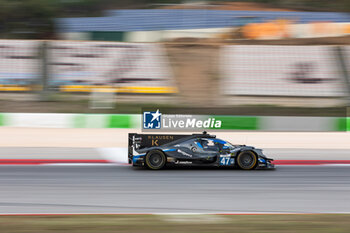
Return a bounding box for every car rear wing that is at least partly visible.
[128,132,214,164]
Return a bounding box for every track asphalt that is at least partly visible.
[0,165,349,214]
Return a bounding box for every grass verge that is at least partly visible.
[0,214,350,233]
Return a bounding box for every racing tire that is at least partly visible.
[236,151,258,170]
[145,150,166,170]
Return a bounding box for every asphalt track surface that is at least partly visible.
[0,148,350,160]
[0,165,350,214]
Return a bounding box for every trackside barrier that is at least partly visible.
[0,113,348,131]
[0,40,176,94]
[220,45,348,97]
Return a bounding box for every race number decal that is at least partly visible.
[220,156,234,166]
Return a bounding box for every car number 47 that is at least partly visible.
[220,157,233,165]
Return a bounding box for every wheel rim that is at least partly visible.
[239,152,256,169]
[149,153,163,168]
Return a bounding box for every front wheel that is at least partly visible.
[145,150,166,170]
[236,151,258,170]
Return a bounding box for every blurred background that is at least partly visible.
[0,1,350,231]
[0,0,349,117]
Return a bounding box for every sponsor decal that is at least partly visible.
[147,135,174,140]
[177,149,192,157]
[146,135,175,146]
[175,161,192,164]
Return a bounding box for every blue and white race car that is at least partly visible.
[128,132,274,170]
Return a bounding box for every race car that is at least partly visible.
[128,132,274,170]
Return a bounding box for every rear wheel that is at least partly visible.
[236,151,258,170]
[145,150,166,170]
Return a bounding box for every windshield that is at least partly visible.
[200,138,236,150]
[214,139,236,150]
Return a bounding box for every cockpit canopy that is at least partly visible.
[197,138,235,151]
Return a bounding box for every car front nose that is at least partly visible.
[258,156,275,169]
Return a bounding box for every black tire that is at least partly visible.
[236,151,258,170]
[145,150,166,170]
